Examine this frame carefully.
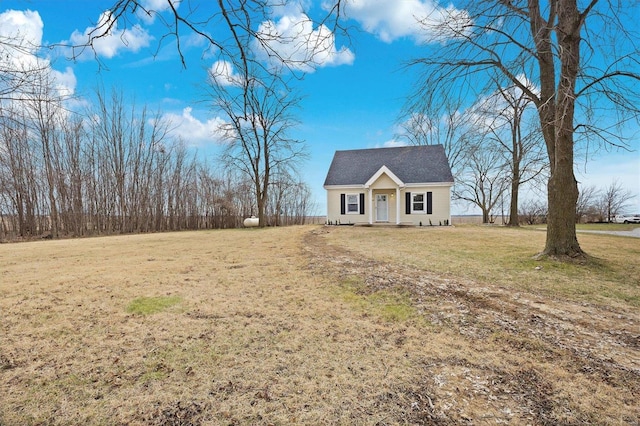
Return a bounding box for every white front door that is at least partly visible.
[376,194,388,222]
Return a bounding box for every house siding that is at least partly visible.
[326,184,451,226]
[400,186,451,226]
[369,174,396,189]
[326,188,366,224]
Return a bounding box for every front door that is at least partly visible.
[376,194,388,222]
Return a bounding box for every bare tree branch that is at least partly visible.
[406,0,640,258]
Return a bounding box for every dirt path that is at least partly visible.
[303,226,640,424]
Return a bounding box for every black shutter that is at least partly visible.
[340,194,345,215]
[405,192,411,214]
[359,193,365,214]
[427,192,433,214]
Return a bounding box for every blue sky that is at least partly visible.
[1,0,639,215]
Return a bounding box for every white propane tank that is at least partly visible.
[243,216,259,227]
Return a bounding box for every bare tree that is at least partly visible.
[77,0,347,73]
[398,96,471,175]
[2,77,312,241]
[0,108,41,237]
[598,180,636,223]
[478,80,547,226]
[575,184,600,223]
[403,82,546,225]
[519,198,548,225]
[211,67,306,227]
[265,165,314,226]
[55,115,87,237]
[0,33,49,105]
[409,1,640,258]
[455,140,510,224]
[23,67,68,238]
[74,0,343,230]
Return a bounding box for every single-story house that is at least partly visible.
[323,145,454,226]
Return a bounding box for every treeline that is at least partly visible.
[0,90,314,241]
[515,179,637,226]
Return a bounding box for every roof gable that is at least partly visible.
[364,165,405,188]
[323,145,454,187]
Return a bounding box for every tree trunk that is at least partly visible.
[507,95,524,227]
[257,194,266,228]
[533,0,585,258]
[544,152,581,256]
[508,178,520,226]
[482,208,490,224]
[508,141,521,226]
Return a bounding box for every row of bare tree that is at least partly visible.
[401,81,636,227]
[576,180,637,223]
[517,179,636,226]
[0,85,314,241]
[401,82,547,226]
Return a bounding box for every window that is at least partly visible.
[340,193,365,215]
[412,193,425,213]
[406,191,433,214]
[346,194,359,214]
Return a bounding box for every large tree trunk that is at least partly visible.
[482,208,490,224]
[544,142,582,256]
[532,0,585,258]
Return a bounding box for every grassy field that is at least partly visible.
[1,225,639,425]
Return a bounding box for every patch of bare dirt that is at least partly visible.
[144,400,209,426]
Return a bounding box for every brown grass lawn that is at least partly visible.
[1,225,638,425]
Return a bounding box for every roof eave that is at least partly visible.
[323,184,367,190]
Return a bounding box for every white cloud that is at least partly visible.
[209,60,243,87]
[68,10,152,59]
[136,0,182,24]
[338,0,471,43]
[162,107,228,146]
[141,0,180,11]
[271,0,310,17]
[0,9,43,69]
[253,12,354,72]
[0,9,76,100]
[0,9,42,47]
[382,139,408,148]
[51,66,77,98]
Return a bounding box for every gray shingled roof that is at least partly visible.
[324,145,453,187]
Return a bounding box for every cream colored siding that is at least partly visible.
[326,188,368,224]
[326,184,452,226]
[369,174,396,189]
[400,186,451,226]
